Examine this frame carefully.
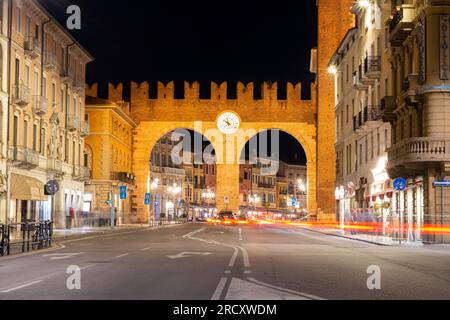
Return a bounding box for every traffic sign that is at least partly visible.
[45,180,60,196]
[120,186,127,199]
[393,178,407,191]
[144,193,151,205]
[433,180,450,187]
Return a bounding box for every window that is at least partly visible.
[40,128,45,155]
[23,120,28,148]
[346,105,349,123]
[25,65,30,87]
[52,83,56,109]
[13,116,18,147]
[32,123,37,151]
[371,134,374,160]
[34,71,38,95]
[42,77,47,97]
[25,15,30,36]
[65,137,69,162]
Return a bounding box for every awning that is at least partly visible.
[10,174,48,201]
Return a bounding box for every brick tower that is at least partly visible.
[316,0,354,220]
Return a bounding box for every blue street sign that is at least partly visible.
[120,186,127,200]
[433,180,450,187]
[393,178,407,191]
[291,197,297,206]
[144,193,151,205]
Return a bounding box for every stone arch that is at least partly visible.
[236,125,317,215]
[133,121,221,220]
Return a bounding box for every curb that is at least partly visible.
[1,223,189,260]
[300,227,393,246]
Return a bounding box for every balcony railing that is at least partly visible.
[44,51,58,70]
[33,95,48,116]
[380,96,396,123]
[364,56,381,78]
[72,76,85,93]
[9,146,39,169]
[12,83,31,106]
[47,158,63,174]
[80,120,90,137]
[73,166,91,181]
[352,70,369,91]
[388,138,450,169]
[111,172,136,185]
[67,115,80,132]
[24,36,40,59]
[60,67,72,84]
[363,106,381,122]
[258,183,276,189]
[388,5,416,46]
[151,166,185,176]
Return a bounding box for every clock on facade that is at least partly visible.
[216,111,241,135]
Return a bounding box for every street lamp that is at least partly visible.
[249,194,260,217]
[150,178,159,223]
[202,188,215,218]
[168,183,181,220]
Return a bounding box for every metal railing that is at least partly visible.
[12,83,31,106]
[111,172,135,185]
[10,146,39,168]
[24,36,40,58]
[33,95,49,116]
[364,56,381,74]
[67,115,80,131]
[388,138,450,166]
[44,50,58,70]
[0,221,53,257]
[80,120,90,137]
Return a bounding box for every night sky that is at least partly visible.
[36,0,316,164]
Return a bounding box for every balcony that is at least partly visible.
[388,5,416,46]
[71,76,85,93]
[111,172,135,185]
[33,95,48,116]
[47,158,63,174]
[258,183,276,189]
[380,96,396,123]
[9,146,39,169]
[44,51,58,71]
[73,166,91,181]
[151,166,185,176]
[400,74,420,106]
[354,106,381,135]
[60,67,72,84]
[67,115,80,132]
[388,138,450,172]
[353,69,369,91]
[12,83,31,107]
[80,120,90,137]
[364,56,381,80]
[24,36,40,59]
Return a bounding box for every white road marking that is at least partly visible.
[247,278,326,300]
[228,248,239,267]
[42,252,84,260]
[224,270,231,274]
[140,247,152,251]
[238,228,243,241]
[244,270,252,274]
[234,245,251,267]
[225,277,315,300]
[1,280,43,293]
[211,277,228,300]
[167,252,212,259]
[115,253,129,259]
[81,264,98,271]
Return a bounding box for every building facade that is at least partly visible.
[385,0,450,243]
[84,96,136,225]
[3,0,92,228]
[331,0,393,230]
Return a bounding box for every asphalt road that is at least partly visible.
[1,223,450,300]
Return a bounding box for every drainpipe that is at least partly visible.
[5,0,13,224]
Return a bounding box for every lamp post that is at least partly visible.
[150,178,159,224]
[296,179,306,216]
[168,183,181,220]
[202,188,215,218]
[249,194,260,218]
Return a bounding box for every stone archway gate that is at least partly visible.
[87,81,325,222]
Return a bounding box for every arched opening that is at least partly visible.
[149,129,217,221]
[239,129,308,221]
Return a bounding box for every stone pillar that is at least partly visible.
[215,163,240,213]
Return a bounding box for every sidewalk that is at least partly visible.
[300,226,423,246]
[52,224,149,242]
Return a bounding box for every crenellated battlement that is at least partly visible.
[86,81,317,124]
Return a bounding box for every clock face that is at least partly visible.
[217,112,241,135]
